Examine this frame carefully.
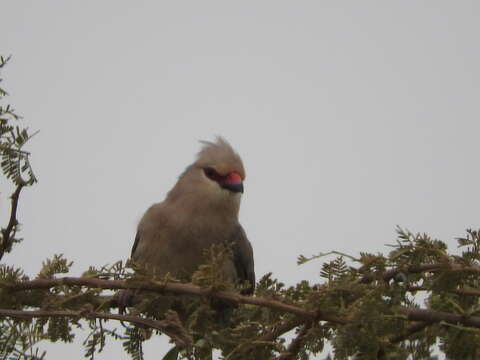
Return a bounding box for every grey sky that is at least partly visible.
[2,2,479,358]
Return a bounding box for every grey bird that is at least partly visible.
[122,137,255,310]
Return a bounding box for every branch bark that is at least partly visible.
[359,263,480,285]
[398,307,480,328]
[5,276,480,329]
[407,285,480,297]
[3,276,346,324]
[4,274,480,359]
[0,184,24,261]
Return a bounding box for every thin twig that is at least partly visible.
[0,183,24,261]
[389,321,434,343]
[0,308,193,349]
[224,317,307,359]
[259,317,306,343]
[0,145,31,155]
[358,263,480,285]
[405,285,480,298]
[276,321,313,360]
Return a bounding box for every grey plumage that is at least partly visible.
[130,137,255,294]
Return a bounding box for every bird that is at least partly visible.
[120,137,255,312]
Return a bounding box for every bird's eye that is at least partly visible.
[204,167,222,182]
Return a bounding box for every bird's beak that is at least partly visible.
[221,182,244,194]
[221,172,244,193]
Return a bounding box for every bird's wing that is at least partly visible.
[131,231,141,258]
[231,225,255,294]
[130,203,163,260]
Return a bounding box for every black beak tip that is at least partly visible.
[222,182,244,194]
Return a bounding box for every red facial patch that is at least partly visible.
[225,172,242,185]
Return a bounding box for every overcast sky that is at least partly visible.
[2,2,479,358]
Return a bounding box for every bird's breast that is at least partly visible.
[139,214,237,280]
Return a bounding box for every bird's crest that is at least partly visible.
[195,137,245,178]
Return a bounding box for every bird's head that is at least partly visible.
[195,137,245,198]
[202,166,244,194]
[168,137,246,211]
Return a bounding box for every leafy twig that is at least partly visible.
[276,321,312,360]
[0,308,193,349]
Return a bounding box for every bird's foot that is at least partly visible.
[114,289,134,314]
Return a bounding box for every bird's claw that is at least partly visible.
[115,289,134,314]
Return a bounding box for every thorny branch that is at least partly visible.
[0,183,24,261]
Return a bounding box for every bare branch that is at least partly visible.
[398,308,480,328]
[0,183,24,261]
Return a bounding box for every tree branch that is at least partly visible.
[5,274,480,359]
[3,276,347,324]
[398,307,480,328]
[451,287,480,297]
[259,317,306,343]
[276,321,312,360]
[7,276,480,330]
[223,317,307,359]
[0,183,24,261]
[0,308,193,349]
[407,285,480,298]
[359,263,480,285]
[389,321,434,344]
